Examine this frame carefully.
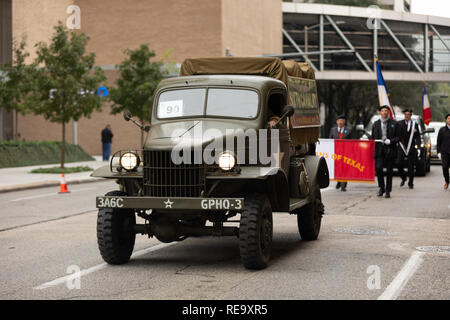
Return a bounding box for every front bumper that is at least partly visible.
[96,196,244,211]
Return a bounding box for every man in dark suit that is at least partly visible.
[397,109,420,189]
[329,114,353,191]
[437,113,450,190]
[370,105,400,198]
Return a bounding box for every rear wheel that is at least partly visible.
[296,184,324,241]
[97,191,136,265]
[239,194,273,270]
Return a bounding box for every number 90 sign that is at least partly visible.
[158,100,183,118]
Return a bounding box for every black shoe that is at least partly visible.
[377,189,384,197]
[336,182,341,189]
[385,192,390,198]
[400,179,406,187]
[341,187,347,192]
[408,185,413,189]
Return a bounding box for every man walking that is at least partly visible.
[329,115,353,191]
[101,124,113,161]
[371,105,400,198]
[397,109,420,189]
[437,113,450,190]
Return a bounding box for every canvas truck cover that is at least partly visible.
[180,57,289,87]
[179,57,320,144]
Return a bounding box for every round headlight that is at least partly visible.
[120,152,140,171]
[218,151,236,171]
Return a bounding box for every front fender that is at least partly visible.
[304,155,330,188]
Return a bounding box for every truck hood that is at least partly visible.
[144,119,259,150]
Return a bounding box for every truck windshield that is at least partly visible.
[157,88,258,119]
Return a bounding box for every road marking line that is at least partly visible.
[377,251,425,300]
[11,187,96,202]
[33,242,177,290]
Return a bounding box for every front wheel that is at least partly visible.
[296,185,324,241]
[239,194,273,270]
[415,159,426,176]
[97,191,136,265]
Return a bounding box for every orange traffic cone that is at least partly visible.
[58,173,70,193]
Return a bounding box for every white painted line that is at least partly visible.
[11,192,57,202]
[11,187,96,202]
[34,242,177,290]
[377,251,425,300]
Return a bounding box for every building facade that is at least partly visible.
[2,0,450,155]
[2,0,282,154]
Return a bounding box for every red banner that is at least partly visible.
[334,139,375,182]
[316,139,375,182]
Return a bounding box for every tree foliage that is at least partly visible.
[317,81,442,135]
[0,39,36,116]
[109,44,164,121]
[32,22,106,123]
[109,44,165,146]
[30,22,106,167]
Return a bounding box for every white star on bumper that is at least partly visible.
[164,198,174,208]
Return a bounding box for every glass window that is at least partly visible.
[157,88,206,119]
[206,88,258,119]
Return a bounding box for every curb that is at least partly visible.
[0,178,106,194]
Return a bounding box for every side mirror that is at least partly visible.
[356,124,365,131]
[282,105,295,118]
[123,111,132,121]
[424,128,435,133]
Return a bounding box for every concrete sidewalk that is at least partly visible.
[0,156,108,193]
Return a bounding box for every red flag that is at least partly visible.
[316,139,375,182]
[422,84,431,125]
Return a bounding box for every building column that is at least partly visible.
[0,0,13,140]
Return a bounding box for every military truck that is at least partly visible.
[93,57,329,269]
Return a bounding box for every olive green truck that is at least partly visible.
[93,57,329,269]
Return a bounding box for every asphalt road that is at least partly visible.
[0,165,449,300]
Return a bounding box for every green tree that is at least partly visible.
[109,44,165,146]
[0,39,37,139]
[30,22,106,168]
[317,81,441,136]
[429,83,450,121]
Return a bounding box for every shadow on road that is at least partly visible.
[124,233,312,270]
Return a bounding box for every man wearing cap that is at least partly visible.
[397,109,420,189]
[329,115,353,191]
[437,113,450,190]
[370,105,400,198]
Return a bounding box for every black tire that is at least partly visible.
[297,184,324,241]
[97,191,136,265]
[239,194,273,270]
[415,159,426,177]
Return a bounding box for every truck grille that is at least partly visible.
[143,150,206,197]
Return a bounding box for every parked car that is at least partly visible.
[357,114,434,176]
[426,121,445,164]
